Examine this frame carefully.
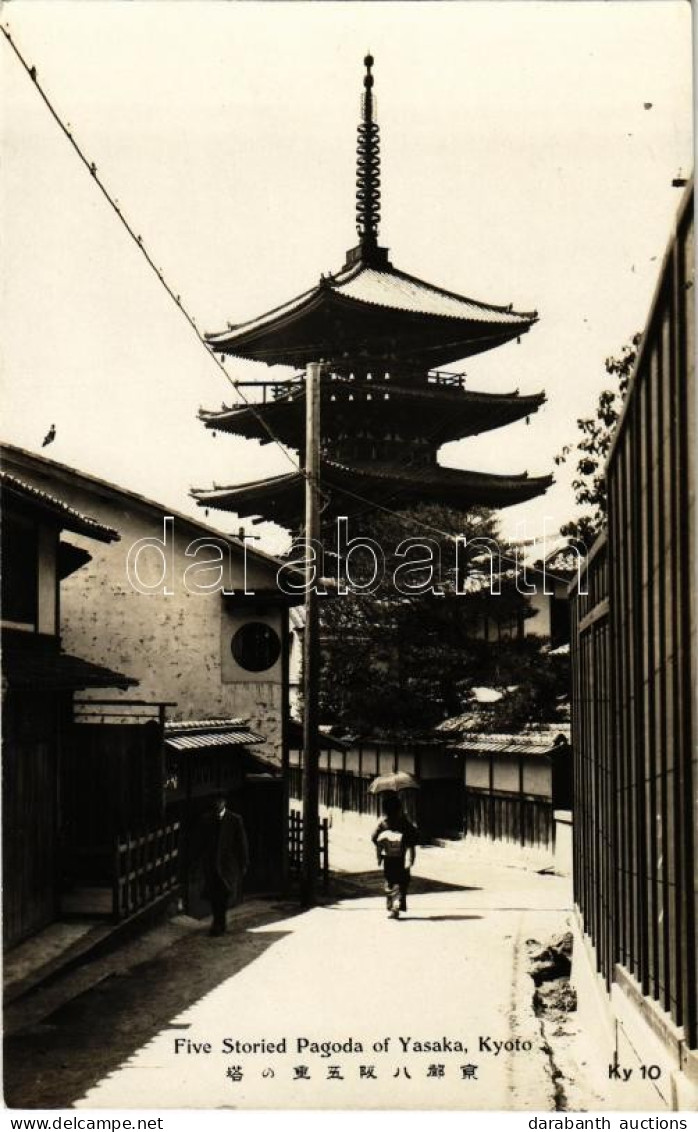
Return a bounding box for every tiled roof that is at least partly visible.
[165,729,266,751]
[164,718,267,751]
[164,717,249,732]
[335,266,535,325]
[205,261,536,352]
[206,282,319,344]
[436,721,571,756]
[1,471,119,543]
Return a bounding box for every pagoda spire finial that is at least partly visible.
[356,53,381,251]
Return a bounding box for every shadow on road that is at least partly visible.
[398,914,483,922]
[3,903,302,1110]
[327,870,482,902]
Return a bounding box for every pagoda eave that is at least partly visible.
[208,315,533,370]
[192,461,553,529]
[200,386,546,448]
[206,266,537,370]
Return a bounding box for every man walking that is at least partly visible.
[198,794,249,936]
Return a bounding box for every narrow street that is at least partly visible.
[4,836,613,1112]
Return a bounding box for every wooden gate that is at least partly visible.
[113,822,180,922]
[288,808,330,889]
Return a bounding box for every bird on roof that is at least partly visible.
[42,424,56,447]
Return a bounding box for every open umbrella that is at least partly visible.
[368,771,420,794]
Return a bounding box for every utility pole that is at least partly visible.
[301,360,322,906]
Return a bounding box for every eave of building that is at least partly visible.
[165,728,267,751]
[205,263,537,369]
[192,459,553,528]
[58,540,93,580]
[200,385,546,446]
[1,471,119,543]
[2,628,138,691]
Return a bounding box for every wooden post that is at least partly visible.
[301,361,322,907]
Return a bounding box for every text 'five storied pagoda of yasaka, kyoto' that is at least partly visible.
[192,55,552,531]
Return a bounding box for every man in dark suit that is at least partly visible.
[198,794,249,936]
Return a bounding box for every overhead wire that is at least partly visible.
[0,22,313,486]
[3,23,564,571]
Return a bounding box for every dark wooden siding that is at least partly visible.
[571,184,696,1047]
[289,765,381,818]
[2,689,62,948]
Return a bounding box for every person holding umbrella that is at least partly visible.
[371,789,418,920]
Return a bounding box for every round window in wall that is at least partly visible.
[231,621,282,672]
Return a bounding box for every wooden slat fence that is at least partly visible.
[464,788,554,849]
[113,821,180,923]
[288,808,329,889]
[570,183,696,1048]
[570,535,613,986]
[288,765,380,817]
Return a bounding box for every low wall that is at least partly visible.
[571,907,698,1110]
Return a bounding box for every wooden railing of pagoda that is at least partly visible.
[427,369,467,387]
[221,368,469,408]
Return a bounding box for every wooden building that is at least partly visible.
[1,443,293,769]
[0,472,176,946]
[193,56,551,530]
[1,444,298,903]
[569,182,696,1107]
[288,728,463,837]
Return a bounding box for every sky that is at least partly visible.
[0,1,693,555]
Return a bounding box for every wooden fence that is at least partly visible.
[113,821,181,923]
[288,765,380,817]
[570,183,696,1048]
[570,535,613,983]
[288,808,330,889]
[464,788,554,849]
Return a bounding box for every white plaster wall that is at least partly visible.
[3,460,286,765]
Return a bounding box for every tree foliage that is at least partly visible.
[555,333,639,548]
[314,503,567,736]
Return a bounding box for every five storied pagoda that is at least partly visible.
[193,56,552,529]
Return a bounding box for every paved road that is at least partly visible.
[72,852,571,1110]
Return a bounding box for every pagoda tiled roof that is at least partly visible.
[205,261,537,368]
[200,383,545,446]
[192,458,552,529]
[335,264,535,324]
